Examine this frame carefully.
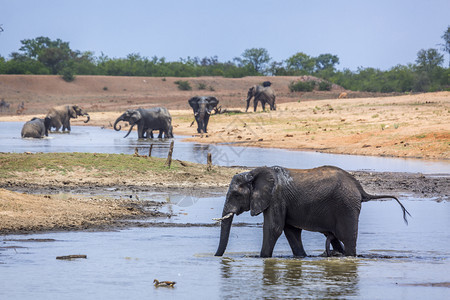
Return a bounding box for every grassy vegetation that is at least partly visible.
[0,152,180,179]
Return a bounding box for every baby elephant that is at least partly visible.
[21,117,52,138]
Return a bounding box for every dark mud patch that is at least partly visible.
[351,171,449,201]
[400,282,450,288]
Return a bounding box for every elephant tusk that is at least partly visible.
[212,212,234,223]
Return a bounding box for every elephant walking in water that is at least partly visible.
[215,165,410,258]
[46,105,90,132]
[245,84,276,112]
[21,117,52,138]
[114,107,174,139]
[188,96,219,133]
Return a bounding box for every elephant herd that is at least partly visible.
[21,83,276,139]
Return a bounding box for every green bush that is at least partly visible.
[60,67,75,82]
[289,80,316,92]
[174,80,192,91]
[318,81,332,91]
[197,83,207,90]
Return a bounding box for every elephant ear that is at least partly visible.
[68,107,77,118]
[248,167,276,216]
[188,97,200,112]
[206,97,219,109]
[130,110,142,124]
[72,105,81,115]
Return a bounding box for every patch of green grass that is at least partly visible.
[0,152,179,178]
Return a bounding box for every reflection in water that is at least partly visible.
[219,257,359,299]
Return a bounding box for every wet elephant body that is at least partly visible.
[114,107,174,139]
[215,165,410,258]
[188,96,219,133]
[46,105,90,132]
[246,85,276,112]
[21,117,51,138]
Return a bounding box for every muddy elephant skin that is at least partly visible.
[46,105,90,132]
[114,107,174,139]
[21,117,52,138]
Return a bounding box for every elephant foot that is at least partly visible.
[319,250,344,258]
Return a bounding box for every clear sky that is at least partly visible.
[1,0,449,70]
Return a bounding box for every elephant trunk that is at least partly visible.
[83,114,90,123]
[214,213,234,256]
[114,115,124,131]
[123,123,135,138]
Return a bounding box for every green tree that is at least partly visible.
[286,52,316,74]
[315,53,339,71]
[415,48,444,72]
[240,48,271,74]
[441,25,450,67]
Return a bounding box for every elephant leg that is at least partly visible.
[157,130,163,138]
[137,124,144,138]
[260,211,284,258]
[284,224,307,257]
[63,119,71,132]
[324,234,344,257]
[331,237,345,254]
[336,221,358,256]
[253,99,258,112]
[261,101,266,111]
[245,98,251,112]
[52,119,62,131]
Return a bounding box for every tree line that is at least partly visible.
[0,26,449,93]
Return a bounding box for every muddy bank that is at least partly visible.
[0,188,171,235]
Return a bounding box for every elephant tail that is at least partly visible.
[361,192,411,225]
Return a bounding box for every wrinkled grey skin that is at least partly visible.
[188,96,219,133]
[245,85,276,112]
[114,107,174,139]
[215,165,410,258]
[21,117,52,138]
[46,105,90,132]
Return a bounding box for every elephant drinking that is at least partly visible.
[46,105,90,132]
[114,107,174,139]
[215,165,410,258]
[188,96,219,134]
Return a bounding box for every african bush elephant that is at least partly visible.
[114,107,174,139]
[215,165,410,258]
[46,105,90,132]
[246,85,276,112]
[21,117,52,138]
[188,96,219,133]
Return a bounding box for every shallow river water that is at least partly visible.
[1,122,449,299]
[1,122,449,173]
[1,198,449,299]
